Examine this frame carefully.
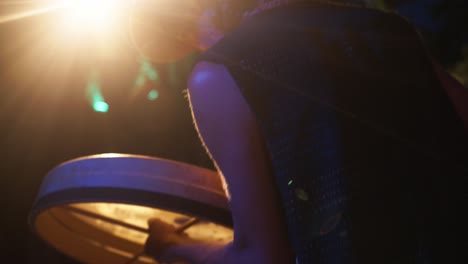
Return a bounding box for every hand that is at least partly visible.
[144,218,192,263]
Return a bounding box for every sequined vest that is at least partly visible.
[196,3,468,263]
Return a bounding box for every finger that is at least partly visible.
[144,218,177,259]
[143,233,158,259]
[147,218,176,235]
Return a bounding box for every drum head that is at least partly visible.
[29,154,233,264]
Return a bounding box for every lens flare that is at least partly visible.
[0,1,67,24]
[147,89,159,101]
[87,71,109,113]
[63,0,112,31]
[61,0,125,33]
[93,101,109,113]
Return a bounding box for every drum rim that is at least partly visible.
[28,186,233,230]
[28,153,233,263]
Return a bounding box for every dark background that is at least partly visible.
[0,0,466,263]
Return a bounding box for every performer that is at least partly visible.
[129,1,468,263]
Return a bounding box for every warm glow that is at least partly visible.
[61,0,126,33]
[68,202,234,244]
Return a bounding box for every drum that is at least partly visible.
[28,154,233,264]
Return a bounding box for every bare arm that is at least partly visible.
[145,61,294,264]
[187,61,293,253]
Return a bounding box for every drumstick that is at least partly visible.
[123,217,200,264]
[63,205,149,233]
[62,205,199,264]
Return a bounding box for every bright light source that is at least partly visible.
[61,0,125,33]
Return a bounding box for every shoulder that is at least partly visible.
[187,61,238,92]
[186,61,252,124]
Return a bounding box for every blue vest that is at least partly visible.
[196,3,468,263]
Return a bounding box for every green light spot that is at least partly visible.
[146,70,158,81]
[288,180,293,186]
[141,60,158,81]
[135,75,146,86]
[86,70,108,113]
[93,101,109,112]
[147,90,159,101]
[141,60,152,72]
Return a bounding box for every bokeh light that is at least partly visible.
[141,60,159,81]
[93,101,109,113]
[147,89,159,101]
[135,75,146,87]
[86,70,109,113]
[132,59,160,98]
